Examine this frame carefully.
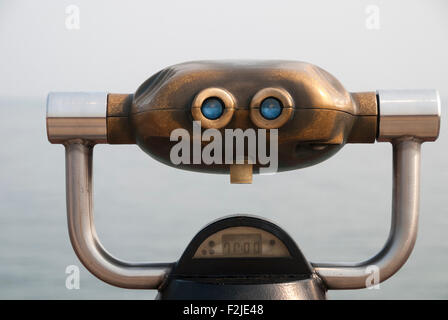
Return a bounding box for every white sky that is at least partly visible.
[0,0,447,99]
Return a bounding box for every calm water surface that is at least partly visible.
[1,98,447,299]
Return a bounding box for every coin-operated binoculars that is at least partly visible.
[47,61,440,299]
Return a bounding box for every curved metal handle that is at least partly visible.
[66,142,172,289]
[312,139,420,289]
[312,89,441,289]
[47,92,172,289]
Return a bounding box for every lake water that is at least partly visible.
[1,97,447,299]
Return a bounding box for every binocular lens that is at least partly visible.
[201,97,224,120]
[260,97,283,120]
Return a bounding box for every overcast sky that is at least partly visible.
[1,0,447,99]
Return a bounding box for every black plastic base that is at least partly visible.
[157,278,327,300]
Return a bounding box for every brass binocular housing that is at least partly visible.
[107,61,378,175]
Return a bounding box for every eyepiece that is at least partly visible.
[191,87,236,129]
[201,97,224,120]
[250,87,294,129]
[260,97,283,120]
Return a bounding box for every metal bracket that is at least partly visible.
[65,142,172,289]
[312,89,441,289]
[48,92,173,289]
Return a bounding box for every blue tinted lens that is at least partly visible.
[201,98,224,120]
[260,97,282,120]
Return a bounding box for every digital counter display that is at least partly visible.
[193,226,291,259]
[222,233,262,257]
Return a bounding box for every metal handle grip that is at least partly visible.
[47,93,172,289]
[66,142,172,289]
[312,139,420,289]
[312,89,440,289]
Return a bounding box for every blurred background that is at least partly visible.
[0,0,447,299]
